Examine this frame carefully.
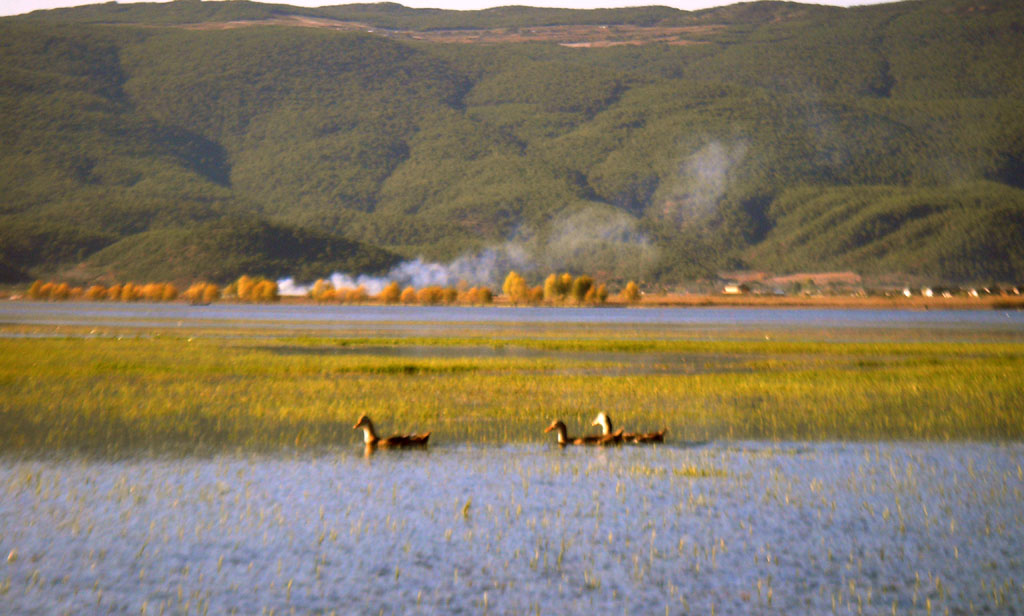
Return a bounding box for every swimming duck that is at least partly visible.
[591,412,666,444]
[544,419,623,446]
[353,414,430,448]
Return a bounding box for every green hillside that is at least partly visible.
[82,216,400,283]
[2,0,1023,286]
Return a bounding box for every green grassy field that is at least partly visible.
[1,322,1022,455]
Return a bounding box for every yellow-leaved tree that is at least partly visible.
[559,273,573,296]
[543,273,560,303]
[311,279,333,303]
[119,282,141,302]
[380,281,401,304]
[502,271,529,305]
[202,283,221,304]
[235,275,256,302]
[52,283,70,301]
[348,285,368,303]
[417,286,443,305]
[570,275,593,305]
[462,286,494,305]
[142,283,165,302]
[623,281,641,304]
[253,280,279,303]
[528,285,544,305]
[184,282,220,305]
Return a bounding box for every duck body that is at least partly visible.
[353,414,430,448]
[629,429,666,444]
[592,412,666,445]
[377,433,432,448]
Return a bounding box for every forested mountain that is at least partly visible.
[2,0,1022,286]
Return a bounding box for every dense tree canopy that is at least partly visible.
[2,0,1023,285]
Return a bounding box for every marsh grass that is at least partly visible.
[1,324,1022,454]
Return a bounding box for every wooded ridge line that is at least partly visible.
[1,0,1022,287]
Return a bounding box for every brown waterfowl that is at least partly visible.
[353,414,430,448]
[544,419,623,446]
[629,429,667,444]
[591,412,666,444]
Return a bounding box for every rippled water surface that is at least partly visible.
[3,301,1024,332]
[3,303,1023,613]
[3,442,1022,614]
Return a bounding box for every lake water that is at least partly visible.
[2,442,1022,614]
[3,302,1023,614]
[3,301,1024,333]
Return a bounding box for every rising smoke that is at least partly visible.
[277,203,657,296]
[660,140,749,226]
[277,245,532,297]
[533,205,658,276]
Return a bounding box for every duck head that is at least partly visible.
[591,412,613,435]
[544,420,569,445]
[544,420,566,433]
[353,414,379,444]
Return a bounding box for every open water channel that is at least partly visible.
[3,301,1024,332]
[2,443,1022,614]
[2,303,1023,614]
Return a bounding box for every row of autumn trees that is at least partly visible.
[25,275,280,304]
[28,280,183,302]
[308,272,642,306]
[504,272,641,305]
[25,272,644,305]
[310,279,495,305]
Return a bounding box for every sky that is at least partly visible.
[1,0,897,18]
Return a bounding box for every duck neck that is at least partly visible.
[360,423,378,445]
[599,416,613,435]
[555,425,569,445]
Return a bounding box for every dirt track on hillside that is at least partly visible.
[181,15,720,46]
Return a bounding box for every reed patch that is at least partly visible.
[1,323,1022,455]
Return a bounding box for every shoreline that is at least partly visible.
[4,293,1022,311]
[606,293,1024,311]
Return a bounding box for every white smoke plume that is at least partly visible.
[533,205,658,277]
[661,140,748,225]
[277,272,392,297]
[276,244,532,297]
[277,204,657,297]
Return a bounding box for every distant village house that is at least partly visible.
[722,283,750,295]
